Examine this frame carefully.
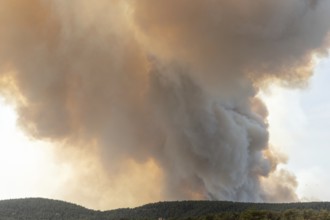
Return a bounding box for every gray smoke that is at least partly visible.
[0,0,329,205]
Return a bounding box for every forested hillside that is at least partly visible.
[0,198,99,219]
[2,198,330,219]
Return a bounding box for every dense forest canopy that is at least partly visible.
[2,198,330,219]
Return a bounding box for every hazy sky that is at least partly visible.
[0,0,330,211]
[263,56,330,202]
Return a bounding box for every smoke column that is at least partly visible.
[0,0,330,207]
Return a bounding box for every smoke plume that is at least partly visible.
[0,0,330,207]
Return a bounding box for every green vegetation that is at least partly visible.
[2,198,330,219]
[0,198,99,220]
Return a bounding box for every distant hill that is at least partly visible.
[0,198,99,220]
[2,198,330,219]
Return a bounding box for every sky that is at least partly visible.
[0,96,71,202]
[263,56,330,202]
[0,0,330,211]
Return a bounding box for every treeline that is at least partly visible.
[104,201,330,219]
[166,209,330,220]
[0,198,100,220]
[2,198,330,219]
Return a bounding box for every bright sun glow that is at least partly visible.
[0,96,70,200]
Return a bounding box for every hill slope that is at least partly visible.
[2,198,330,219]
[0,198,99,220]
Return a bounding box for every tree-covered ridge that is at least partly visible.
[105,201,330,219]
[0,198,99,220]
[2,198,330,219]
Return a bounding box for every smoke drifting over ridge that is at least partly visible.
[0,0,330,207]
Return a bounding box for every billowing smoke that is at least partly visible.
[0,0,329,207]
